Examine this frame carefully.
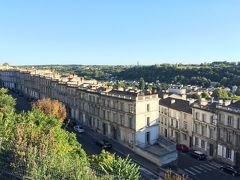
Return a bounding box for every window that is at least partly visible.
[128,116,133,129]
[196,112,200,120]
[201,140,205,149]
[183,133,187,141]
[183,121,188,130]
[171,119,173,126]
[113,113,116,123]
[201,125,205,136]
[147,117,150,126]
[226,148,232,159]
[195,124,198,133]
[210,115,214,124]
[209,128,214,139]
[219,128,224,140]
[218,113,224,124]
[176,121,179,128]
[227,116,233,126]
[195,137,199,146]
[165,118,167,125]
[128,104,134,113]
[237,134,240,147]
[120,102,124,111]
[171,130,173,137]
[103,110,106,118]
[237,118,240,130]
[120,115,124,126]
[202,114,206,122]
[227,131,232,143]
[147,104,150,112]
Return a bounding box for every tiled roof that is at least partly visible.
[159,97,192,114]
[229,101,240,108]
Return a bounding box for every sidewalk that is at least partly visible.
[83,126,165,179]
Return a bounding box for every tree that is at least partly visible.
[164,169,187,180]
[201,92,210,98]
[212,88,229,99]
[32,98,67,123]
[139,77,145,90]
[89,150,140,180]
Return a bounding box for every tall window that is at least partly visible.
[201,125,205,136]
[237,118,240,130]
[120,115,124,126]
[218,113,224,124]
[209,128,214,139]
[183,121,188,130]
[147,117,150,126]
[195,124,198,133]
[227,131,232,143]
[147,104,150,112]
[129,116,133,129]
[227,116,233,126]
[176,120,179,128]
[120,102,124,111]
[202,114,206,122]
[201,140,205,149]
[226,148,232,159]
[237,134,240,147]
[196,112,200,120]
[195,137,199,146]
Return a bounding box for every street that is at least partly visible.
[176,152,238,180]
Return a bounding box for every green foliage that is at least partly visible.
[164,169,187,180]
[212,88,229,99]
[89,150,140,180]
[0,88,139,180]
[201,92,210,98]
[139,77,145,90]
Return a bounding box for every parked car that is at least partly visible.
[73,125,85,133]
[176,144,189,153]
[220,165,240,177]
[190,150,207,160]
[96,139,112,150]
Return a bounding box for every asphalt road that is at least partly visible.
[176,152,238,180]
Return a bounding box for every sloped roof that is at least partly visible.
[159,97,192,114]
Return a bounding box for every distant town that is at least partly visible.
[0,62,240,180]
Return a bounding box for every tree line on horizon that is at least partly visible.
[50,62,240,88]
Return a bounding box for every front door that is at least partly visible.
[236,151,240,168]
[209,144,214,156]
[146,132,150,144]
[164,129,168,137]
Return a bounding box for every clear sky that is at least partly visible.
[0,0,240,65]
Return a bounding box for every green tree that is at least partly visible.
[90,150,140,180]
[139,77,145,90]
[212,88,229,99]
[201,92,210,98]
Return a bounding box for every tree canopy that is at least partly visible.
[32,98,67,123]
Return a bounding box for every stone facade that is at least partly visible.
[0,67,160,150]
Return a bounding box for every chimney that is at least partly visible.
[171,99,175,104]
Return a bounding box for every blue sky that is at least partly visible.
[0,0,240,65]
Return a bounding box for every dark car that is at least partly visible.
[190,150,207,160]
[220,165,239,177]
[96,139,112,150]
[176,144,189,153]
